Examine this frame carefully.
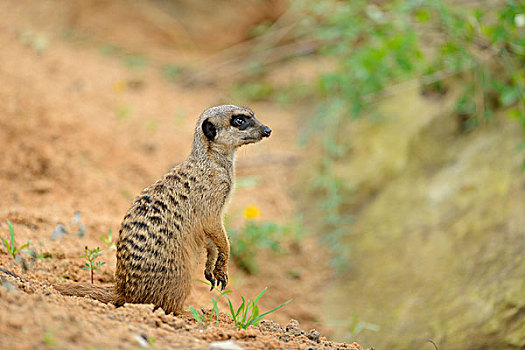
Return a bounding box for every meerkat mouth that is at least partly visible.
[242,137,264,144]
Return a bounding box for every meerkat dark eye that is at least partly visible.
[231,115,245,127]
[231,114,254,130]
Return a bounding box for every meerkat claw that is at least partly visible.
[219,274,228,290]
[205,271,216,290]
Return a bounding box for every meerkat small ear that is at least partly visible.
[202,118,217,141]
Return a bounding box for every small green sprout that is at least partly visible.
[100,229,116,250]
[346,313,380,336]
[43,330,57,346]
[82,246,105,284]
[162,64,181,82]
[1,220,30,259]
[190,280,232,327]
[189,306,203,323]
[226,287,292,330]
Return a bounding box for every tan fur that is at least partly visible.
[55,105,271,314]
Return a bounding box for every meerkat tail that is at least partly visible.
[54,283,120,304]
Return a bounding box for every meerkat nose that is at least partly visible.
[262,126,272,137]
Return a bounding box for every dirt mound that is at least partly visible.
[0,270,364,349]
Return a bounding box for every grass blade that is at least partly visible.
[227,296,238,325]
[18,242,30,252]
[213,303,220,323]
[241,299,250,328]
[253,287,268,305]
[250,299,292,326]
[8,220,15,250]
[252,304,260,320]
[236,297,246,317]
[195,279,212,287]
[189,306,202,323]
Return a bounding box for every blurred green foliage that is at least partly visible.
[162,64,182,82]
[230,81,276,101]
[302,0,524,126]
[292,0,524,270]
[228,216,303,275]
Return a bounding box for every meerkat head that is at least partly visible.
[195,105,271,154]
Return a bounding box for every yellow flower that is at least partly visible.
[112,80,126,93]
[244,205,261,220]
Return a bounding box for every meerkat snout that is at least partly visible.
[262,126,272,137]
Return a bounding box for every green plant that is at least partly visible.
[228,221,281,274]
[346,313,380,337]
[144,118,159,132]
[327,313,380,337]
[19,31,50,55]
[115,104,131,121]
[290,0,525,271]
[82,246,105,284]
[100,44,121,57]
[189,281,232,327]
[226,287,292,330]
[124,54,149,69]
[100,229,116,251]
[230,81,276,102]
[43,330,57,346]
[228,208,302,274]
[162,64,181,82]
[1,220,30,259]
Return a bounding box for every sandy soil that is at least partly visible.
[0,1,366,349]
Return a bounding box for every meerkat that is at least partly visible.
[55,105,271,314]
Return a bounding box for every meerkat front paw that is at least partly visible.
[213,267,228,290]
[213,252,228,290]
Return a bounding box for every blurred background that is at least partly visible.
[0,0,524,349]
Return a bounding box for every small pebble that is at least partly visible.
[132,333,149,348]
[209,340,244,350]
[72,211,82,225]
[77,223,87,237]
[285,319,303,336]
[307,329,320,342]
[51,223,68,240]
[1,278,17,292]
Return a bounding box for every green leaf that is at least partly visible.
[8,220,15,250]
[240,298,250,327]
[236,176,261,189]
[189,306,202,323]
[227,297,238,325]
[18,242,30,252]
[500,86,520,107]
[250,299,293,326]
[236,297,245,317]
[212,299,220,323]
[1,238,9,250]
[253,287,267,305]
[195,279,212,287]
[252,304,260,322]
